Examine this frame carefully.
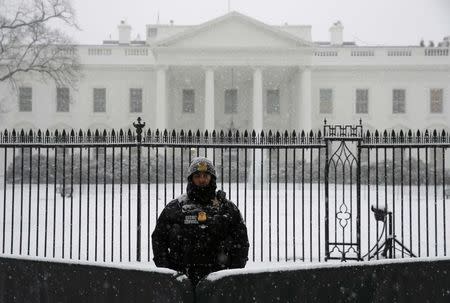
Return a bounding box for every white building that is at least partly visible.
[1,11,449,132]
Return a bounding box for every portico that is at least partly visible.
[154,65,312,132]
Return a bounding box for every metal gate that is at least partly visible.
[324,121,363,261]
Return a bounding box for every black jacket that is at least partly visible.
[151,191,249,279]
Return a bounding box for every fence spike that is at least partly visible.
[235,130,240,138]
[20,129,25,143]
[37,130,42,143]
[227,129,233,139]
[204,130,208,138]
[127,129,133,141]
[317,130,322,139]
[416,130,421,137]
[268,130,273,138]
[244,130,248,138]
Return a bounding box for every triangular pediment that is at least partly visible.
[156,12,311,48]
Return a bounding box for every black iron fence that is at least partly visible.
[0,119,449,263]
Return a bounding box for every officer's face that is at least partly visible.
[192,172,211,187]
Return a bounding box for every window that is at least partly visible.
[430,88,443,113]
[93,88,106,112]
[19,87,32,112]
[225,89,237,114]
[130,88,142,113]
[355,89,369,114]
[392,89,405,114]
[319,89,333,114]
[182,89,195,113]
[267,89,280,114]
[56,87,70,112]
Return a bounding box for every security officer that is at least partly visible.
[152,156,249,286]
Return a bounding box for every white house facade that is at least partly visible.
[1,11,449,132]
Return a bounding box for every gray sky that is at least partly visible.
[70,0,449,46]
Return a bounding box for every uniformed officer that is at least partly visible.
[152,156,249,285]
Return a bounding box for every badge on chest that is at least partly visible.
[184,211,208,225]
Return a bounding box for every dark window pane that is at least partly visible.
[130,88,143,113]
[356,89,368,114]
[93,88,106,112]
[57,87,70,112]
[182,89,195,113]
[319,88,332,114]
[225,89,237,114]
[19,87,32,112]
[267,89,280,114]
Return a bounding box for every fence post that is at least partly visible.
[133,117,145,262]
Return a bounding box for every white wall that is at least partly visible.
[311,69,450,131]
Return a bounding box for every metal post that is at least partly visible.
[133,117,145,262]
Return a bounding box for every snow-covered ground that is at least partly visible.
[1,182,448,266]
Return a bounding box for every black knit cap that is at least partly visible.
[188,157,216,179]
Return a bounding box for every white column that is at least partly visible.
[204,68,215,131]
[252,67,263,132]
[252,67,264,184]
[156,67,167,130]
[299,67,312,131]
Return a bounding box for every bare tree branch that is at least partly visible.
[0,0,81,90]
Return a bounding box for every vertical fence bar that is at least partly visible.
[425,146,429,257]
[53,147,57,258]
[2,148,7,254]
[133,117,145,262]
[36,146,41,257]
[417,147,421,256]
[252,147,255,262]
[128,144,131,262]
[27,146,32,256]
[433,146,437,256]
[324,139,329,260]
[392,146,395,258]
[443,147,447,255]
[268,147,272,262]
[119,146,123,262]
[62,146,66,259]
[302,148,305,261]
[70,147,74,259]
[19,146,24,255]
[260,147,264,262]
[400,146,404,257]
[357,139,361,260]
[87,146,91,260]
[318,146,321,262]
[95,146,99,261]
[44,147,48,257]
[292,148,296,261]
[112,145,115,262]
[78,146,82,260]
